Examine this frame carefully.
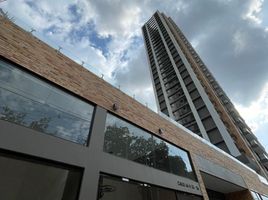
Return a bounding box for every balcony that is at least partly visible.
[240,127,255,140]
[250,140,259,147]
[242,131,257,142]
[244,132,257,142]
[234,116,244,124]
[242,127,251,134]
[259,154,268,167]
[260,154,268,162]
[222,99,230,105]
[236,153,260,172]
[250,140,266,154]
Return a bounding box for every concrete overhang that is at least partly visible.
[195,155,247,193]
[201,172,246,194]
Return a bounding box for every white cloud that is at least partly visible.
[82,0,149,50]
[243,0,264,24]
[232,30,248,55]
[235,82,268,132]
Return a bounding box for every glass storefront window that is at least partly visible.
[153,137,170,172]
[166,142,194,179]
[0,60,94,145]
[104,114,154,166]
[0,152,82,200]
[104,113,196,181]
[98,174,202,200]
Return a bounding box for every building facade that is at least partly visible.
[142,11,268,179]
[0,13,268,200]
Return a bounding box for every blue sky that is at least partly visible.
[1,0,268,152]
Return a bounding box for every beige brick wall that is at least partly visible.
[0,17,268,197]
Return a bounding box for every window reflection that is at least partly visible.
[0,60,94,145]
[104,114,154,166]
[104,114,196,181]
[153,137,170,172]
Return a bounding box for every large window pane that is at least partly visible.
[0,152,82,200]
[0,60,94,145]
[103,114,197,181]
[98,174,201,200]
[153,137,170,173]
[104,114,154,166]
[167,144,196,180]
[153,138,196,180]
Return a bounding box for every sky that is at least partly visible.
[1,0,268,152]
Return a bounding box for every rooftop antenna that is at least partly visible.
[0,7,15,22]
[57,46,62,53]
[0,8,5,16]
[29,28,36,34]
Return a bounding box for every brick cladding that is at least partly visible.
[0,17,267,197]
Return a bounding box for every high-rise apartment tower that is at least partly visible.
[142,11,268,178]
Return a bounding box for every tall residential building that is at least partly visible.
[142,11,268,178]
